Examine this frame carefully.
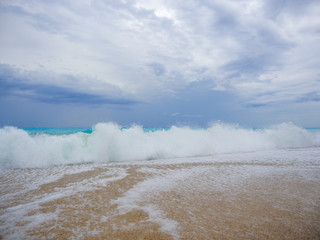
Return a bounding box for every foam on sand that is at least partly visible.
[1,147,319,239]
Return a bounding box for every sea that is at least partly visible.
[0,122,320,239]
[0,122,319,169]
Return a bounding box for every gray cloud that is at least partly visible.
[0,0,319,126]
[0,64,138,105]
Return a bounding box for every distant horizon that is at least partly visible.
[1,121,319,130]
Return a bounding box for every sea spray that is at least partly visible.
[0,122,319,169]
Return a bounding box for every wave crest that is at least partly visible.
[0,122,319,169]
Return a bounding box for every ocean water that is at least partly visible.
[1,122,320,239]
[0,122,319,169]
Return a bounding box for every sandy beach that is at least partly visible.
[1,148,320,239]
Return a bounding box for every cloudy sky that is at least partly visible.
[0,0,319,128]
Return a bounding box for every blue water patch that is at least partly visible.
[142,127,169,132]
[22,128,93,135]
[22,127,170,136]
[306,128,320,133]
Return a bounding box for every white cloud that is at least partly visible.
[232,1,320,104]
[0,0,319,106]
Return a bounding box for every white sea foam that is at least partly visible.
[113,166,206,239]
[0,122,319,169]
[0,165,128,239]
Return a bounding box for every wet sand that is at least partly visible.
[1,149,320,239]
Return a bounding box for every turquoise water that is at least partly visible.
[22,127,169,135]
[306,128,320,133]
[23,128,93,135]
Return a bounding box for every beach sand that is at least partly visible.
[1,149,320,239]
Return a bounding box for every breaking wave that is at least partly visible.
[0,122,319,169]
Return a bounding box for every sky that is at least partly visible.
[0,0,319,128]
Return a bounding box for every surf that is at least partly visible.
[0,122,319,169]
